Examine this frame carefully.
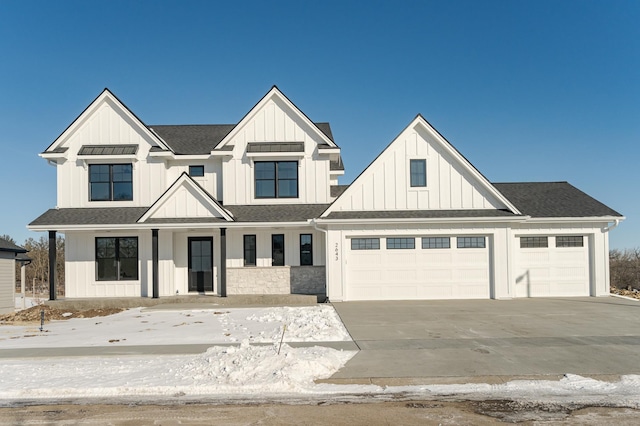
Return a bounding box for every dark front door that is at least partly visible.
[188,237,213,293]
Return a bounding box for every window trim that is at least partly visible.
[271,234,285,266]
[95,237,138,281]
[556,236,584,248]
[457,236,486,249]
[422,237,451,249]
[189,165,205,177]
[89,163,133,202]
[386,237,415,249]
[409,159,427,187]
[351,238,380,250]
[255,160,299,199]
[243,234,257,266]
[300,234,313,266]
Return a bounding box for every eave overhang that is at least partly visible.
[313,216,529,226]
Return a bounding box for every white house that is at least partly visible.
[29,87,623,301]
[0,238,27,314]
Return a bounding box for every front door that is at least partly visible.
[188,237,213,293]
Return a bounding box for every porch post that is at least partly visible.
[220,228,227,297]
[152,229,159,298]
[48,230,56,301]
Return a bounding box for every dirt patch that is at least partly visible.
[0,305,124,325]
[611,288,640,300]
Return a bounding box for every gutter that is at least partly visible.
[603,218,622,233]
[315,216,530,225]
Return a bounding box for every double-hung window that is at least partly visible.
[95,237,138,281]
[255,161,298,198]
[89,164,133,201]
[410,159,427,187]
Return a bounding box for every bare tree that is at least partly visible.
[610,248,640,290]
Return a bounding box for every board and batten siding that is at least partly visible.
[222,98,332,205]
[56,100,167,208]
[330,123,506,212]
[166,159,223,202]
[0,254,15,314]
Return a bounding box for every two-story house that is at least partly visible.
[29,87,623,301]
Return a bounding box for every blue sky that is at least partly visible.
[0,0,638,249]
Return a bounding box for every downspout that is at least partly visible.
[310,219,330,302]
[603,219,620,233]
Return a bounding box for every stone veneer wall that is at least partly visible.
[227,266,326,295]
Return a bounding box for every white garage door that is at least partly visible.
[515,236,590,297]
[346,236,490,301]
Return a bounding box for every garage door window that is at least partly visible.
[387,238,415,249]
[556,236,583,247]
[457,237,485,248]
[422,237,450,249]
[520,236,548,248]
[351,238,380,250]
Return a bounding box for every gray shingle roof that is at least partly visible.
[494,182,622,218]
[225,204,330,222]
[330,156,344,171]
[0,237,26,253]
[330,185,349,198]
[150,122,335,155]
[325,209,518,220]
[29,208,149,226]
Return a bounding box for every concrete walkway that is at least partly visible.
[327,297,640,383]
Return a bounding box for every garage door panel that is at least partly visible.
[422,269,453,282]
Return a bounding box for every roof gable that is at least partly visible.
[138,173,233,222]
[323,115,521,217]
[43,89,171,155]
[213,86,337,151]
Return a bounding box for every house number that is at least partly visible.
[334,242,339,261]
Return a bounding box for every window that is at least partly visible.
[300,234,313,266]
[410,159,426,187]
[351,238,380,250]
[520,237,548,248]
[556,236,584,247]
[95,237,138,281]
[255,161,298,198]
[189,165,204,177]
[243,235,256,266]
[272,234,285,266]
[422,237,451,249]
[89,164,133,201]
[457,237,486,248]
[387,238,415,249]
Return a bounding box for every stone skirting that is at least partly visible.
[227,266,326,295]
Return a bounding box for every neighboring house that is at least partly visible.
[29,87,623,301]
[0,238,27,314]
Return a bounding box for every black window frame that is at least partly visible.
[300,234,313,266]
[457,236,486,249]
[89,163,133,201]
[386,237,415,249]
[422,237,451,249]
[556,236,584,248]
[95,237,138,281]
[520,236,549,248]
[272,234,285,266]
[243,234,257,266]
[351,238,380,250]
[255,161,299,199]
[410,159,427,187]
[189,165,205,177]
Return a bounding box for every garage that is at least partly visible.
[345,235,491,301]
[514,235,590,297]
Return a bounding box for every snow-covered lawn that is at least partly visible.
[0,305,351,348]
[2,304,640,408]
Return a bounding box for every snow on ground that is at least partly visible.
[0,305,351,348]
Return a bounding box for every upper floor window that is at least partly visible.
[255,161,298,198]
[189,165,204,177]
[89,164,133,201]
[410,159,426,187]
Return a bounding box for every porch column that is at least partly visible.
[48,230,56,301]
[152,229,159,298]
[220,228,227,297]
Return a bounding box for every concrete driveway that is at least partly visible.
[330,297,640,382]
